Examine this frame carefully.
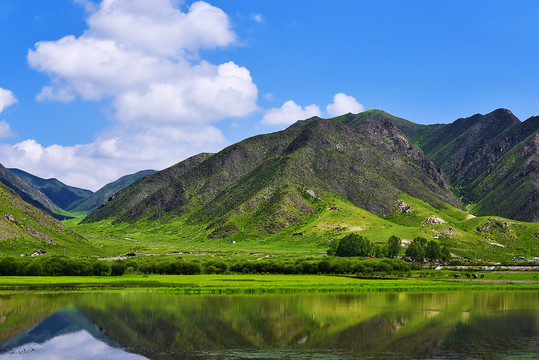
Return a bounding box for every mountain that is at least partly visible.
[67,169,156,212]
[0,163,61,216]
[326,109,538,222]
[0,179,95,256]
[9,168,93,210]
[416,109,538,222]
[83,117,460,238]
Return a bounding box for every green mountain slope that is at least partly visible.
[333,109,538,222]
[74,109,539,261]
[83,118,460,235]
[9,168,93,210]
[0,163,61,217]
[0,182,98,256]
[414,109,538,222]
[67,169,156,212]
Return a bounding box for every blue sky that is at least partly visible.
[0,0,538,190]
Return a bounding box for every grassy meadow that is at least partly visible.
[1,271,538,295]
[61,191,539,263]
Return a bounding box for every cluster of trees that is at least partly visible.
[133,257,417,276]
[0,255,419,276]
[328,233,450,263]
[404,237,451,262]
[327,234,402,258]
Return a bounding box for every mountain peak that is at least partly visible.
[485,108,520,125]
[489,107,515,116]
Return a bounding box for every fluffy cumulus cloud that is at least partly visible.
[12,0,259,189]
[326,92,364,117]
[1,123,227,190]
[262,100,321,125]
[261,92,364,126]
[28,0,257,121]
[0,87,17,114]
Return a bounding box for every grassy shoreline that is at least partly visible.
[1,273,537,295]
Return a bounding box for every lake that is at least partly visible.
[0,291,537,359]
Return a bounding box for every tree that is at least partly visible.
[327,239,339,256]
[335,233,372,257]
[425,240,442,262]
[373,244,386,258]
[441,245,451,262]
[405,237,427,262]
[387,235,401,258]
[111,261,126,276]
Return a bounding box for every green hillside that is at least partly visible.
[83,118,459,230]
[331,109,538,222]
[0,163,63,218]
[0,183,100,257]
[76,114,538,262]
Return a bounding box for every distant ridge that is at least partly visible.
[68,169,157,212]
[9,168,93,210]
[0,163,61,216]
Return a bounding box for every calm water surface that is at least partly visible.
[0,291,537,359]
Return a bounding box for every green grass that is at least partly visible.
[66,190,539,263]
[60,211,87,226]
[4,181,536,263]
[0,271,537,294]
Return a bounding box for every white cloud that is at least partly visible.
[0,87,17,114]
[27,0,257,121]
[15,0,258,190]
[0,120,15,138]
[326,92,364,117]
[114,61,257,123]
[36,84,76,102]
[1,123,227,190]
[262,100,321,125]
[88,0,236,56]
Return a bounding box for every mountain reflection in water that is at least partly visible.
[0,291,537,359]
